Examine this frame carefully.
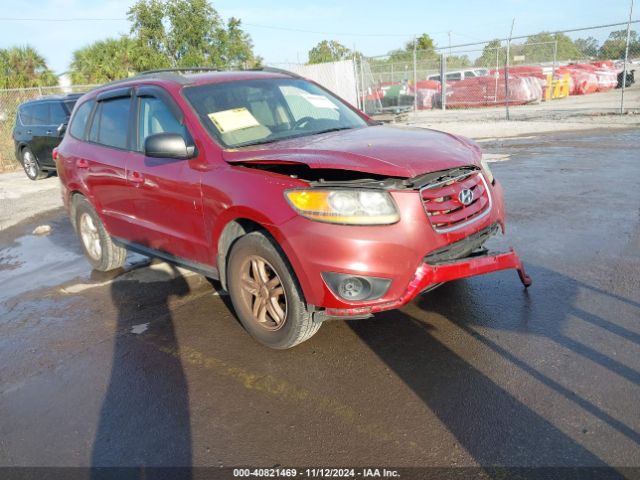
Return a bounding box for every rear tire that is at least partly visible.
[227,232,321,349]
[73,196,127,272]
[21,147,47,180]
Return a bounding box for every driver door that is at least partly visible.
[127,88,209,264]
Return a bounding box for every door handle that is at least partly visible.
[46,130,53,135]
[76,158,89,168]
[26,130,32,135]
[128,171,145,186]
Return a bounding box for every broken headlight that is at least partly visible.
[480,158,495,184]
[285,189,400,225]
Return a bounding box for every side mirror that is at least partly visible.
[57,123,67,136]
[144,133,195,160]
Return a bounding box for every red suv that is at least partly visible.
[55,68,530,349]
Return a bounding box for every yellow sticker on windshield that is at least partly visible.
[208,108,260,133]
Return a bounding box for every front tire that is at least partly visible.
[74,196,127,271]
[227,232,321,349]
[21,147,47,180]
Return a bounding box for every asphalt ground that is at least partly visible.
[0,129,638,479]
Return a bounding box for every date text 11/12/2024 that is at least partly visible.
[232,468,401,478]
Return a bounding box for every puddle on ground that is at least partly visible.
[130,323,149,335]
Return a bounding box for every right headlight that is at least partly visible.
[285,189,400,225]
[480,158,495,184]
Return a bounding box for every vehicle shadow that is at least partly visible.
[348,263,636,473]
[91,264,193,479]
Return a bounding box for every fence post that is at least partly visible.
[413,36,418,112]
[440,53,447,111]
[505,19,515,120]
[552,39,558,80]
[353,54,361,111]
[620,0,634,114]
[360,56,366,113]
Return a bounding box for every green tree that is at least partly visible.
[308,40,353,64]
[70,37,150,84]
[575,37,599,58]
[128,0,260,69]
[599,30,639,59]
[219,17,263,68]
[0,46,57,89]
[520,32,581,63]
[389,33,437,62]
[474,40,504,68]
[69,0,260,83]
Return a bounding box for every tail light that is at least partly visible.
[52,148,59,161]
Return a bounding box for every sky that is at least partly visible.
[0,0,636,74]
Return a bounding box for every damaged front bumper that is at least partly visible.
[321,248,531,318]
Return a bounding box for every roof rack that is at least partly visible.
[251,66,303,79]
[94,65,302,90]
[138,67,222,75]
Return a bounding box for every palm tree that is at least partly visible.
[0,46,57,89]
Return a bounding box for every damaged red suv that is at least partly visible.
[55,68,530,349]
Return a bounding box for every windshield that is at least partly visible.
[183,78,368,148]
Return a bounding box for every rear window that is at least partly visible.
[69,100,95,139]
[19,103,48,126]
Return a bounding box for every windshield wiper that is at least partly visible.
[231,138,280,148]
[309,126,354,136]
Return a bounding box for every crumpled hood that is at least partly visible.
[223,125,482,178]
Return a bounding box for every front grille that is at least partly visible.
[424,223,499,265]
[420,170,491,233]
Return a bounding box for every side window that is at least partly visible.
[19,103,48,125]
[93,97,131,149]
[49,102,68,125]
[279,85,339,122]
[465,71,476,78]
[69,100,95,140]
[137,96,186,151]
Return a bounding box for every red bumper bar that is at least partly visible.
[370,248,531,313]
[323,249,531,317]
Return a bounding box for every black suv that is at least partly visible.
[13,94,81,180]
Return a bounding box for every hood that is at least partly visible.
[222,125,481,178]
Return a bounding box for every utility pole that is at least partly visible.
[505,18,515,120]
[448,31,452,56]
[621,0,634,113]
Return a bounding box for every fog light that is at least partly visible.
[322,272,391,302]
[338,277,369,300]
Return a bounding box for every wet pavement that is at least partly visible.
[0,130,639,473]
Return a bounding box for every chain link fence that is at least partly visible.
[355,21,640,122]
[0,84,97,172]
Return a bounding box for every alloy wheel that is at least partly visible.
[22,151,37,178]
[79,213,102,260]
[238,255,287,331]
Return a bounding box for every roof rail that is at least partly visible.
[92,65,302,91]
[138,67,222,75]
[251,66,303,79]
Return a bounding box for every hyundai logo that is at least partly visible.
[458,188,474,206]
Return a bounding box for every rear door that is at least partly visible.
[40,101,70,166]
[81,89,139,239]
[126,87,208,264]
[17,102,49,163]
